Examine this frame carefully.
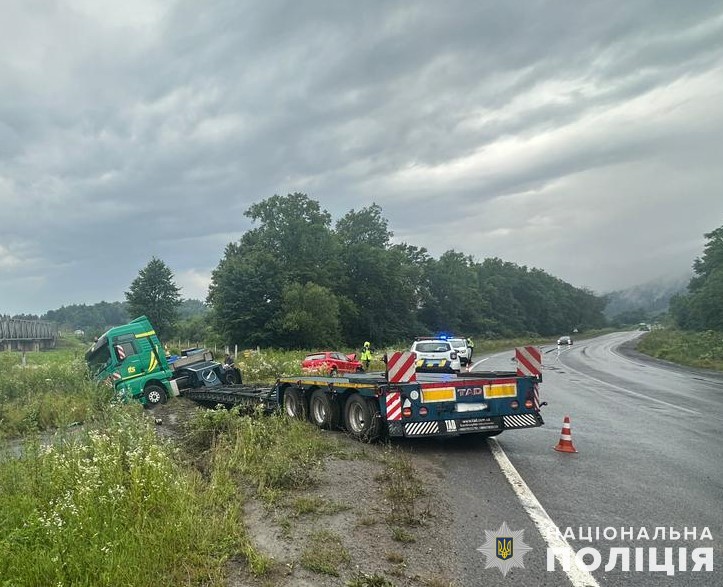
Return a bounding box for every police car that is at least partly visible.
[410,338,462,373]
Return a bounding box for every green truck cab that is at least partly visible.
[85,316,178,407]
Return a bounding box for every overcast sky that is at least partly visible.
[2,0,723,315]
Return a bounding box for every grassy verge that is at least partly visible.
[0,405,251,586]
[0,345,346,585]
[182,405,341,497]
[0,352,111,440]
[637,329,723,371]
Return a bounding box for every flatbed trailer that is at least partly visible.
[183,384,276,411]
[183,348,546,442]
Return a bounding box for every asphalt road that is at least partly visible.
[406,332,723,587]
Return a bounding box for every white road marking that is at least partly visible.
[468,357,489,370]
[488,438,600,587]
[559,357,701,415]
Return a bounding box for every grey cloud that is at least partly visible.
[1,0,723,313]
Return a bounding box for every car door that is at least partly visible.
[330,352,348,371]
[111,334,144,380]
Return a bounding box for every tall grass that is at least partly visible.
[0,352,110,440]
[0,406,253,586]
[184,406,340,496]
[637,329,723,371]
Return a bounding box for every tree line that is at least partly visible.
[11,193,614,348]
[22,205,721,347]
[206,193,606,348]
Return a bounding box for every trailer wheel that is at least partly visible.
[344,393,382,442]
[283,386,307,420]
[309,388,340,430]
[144,384,167,409]
[223,369,240,385]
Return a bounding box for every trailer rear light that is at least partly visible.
[524,399,534,409]
[510,400,519,410]
[402,407,413,418]
[419,406,429,417]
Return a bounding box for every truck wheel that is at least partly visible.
[344,393,382,442]
[144,384,167,409]
[283,386,307,420]
[309,388,340,430]
[223,369,239,385]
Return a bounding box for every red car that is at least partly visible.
[301,351,363,375]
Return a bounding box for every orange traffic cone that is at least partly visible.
[553,415,578,453]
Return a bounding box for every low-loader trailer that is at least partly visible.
[87,317,545,441]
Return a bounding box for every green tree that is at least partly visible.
[124,257,181,340]
[208,193,340,347]
[207,243,283,347]
[207,193,608,347]
[672,225,723,331]
[334,207,423,344]
[245,193,342,288]
[690,226,723,291]
[336,204,392,249]
[419,251,484,334]
[276,282,341,348]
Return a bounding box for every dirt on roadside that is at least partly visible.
[149,398,462,587]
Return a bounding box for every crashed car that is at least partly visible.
[301,351,364,375]
[557,336,573,345]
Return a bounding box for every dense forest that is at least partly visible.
[206,194,606,347]
[6,194,615,348]
[8,203,719,349]
[30,300,208,340]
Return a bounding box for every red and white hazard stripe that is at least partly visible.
[387,351,417,383]
[386,392,402,421]
[533,382,541,410]
[515,346,542,378]
[115,344,126,360]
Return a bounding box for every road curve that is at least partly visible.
[407,332,723,587]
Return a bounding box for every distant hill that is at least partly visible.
[604,273,690,322]
[41,299,208,336]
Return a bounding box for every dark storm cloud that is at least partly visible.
[2,0,723,313]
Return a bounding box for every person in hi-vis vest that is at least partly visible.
[360,341,373,370]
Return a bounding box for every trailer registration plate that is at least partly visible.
[459,417,498,431]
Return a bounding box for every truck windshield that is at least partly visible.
[85,337,111,375]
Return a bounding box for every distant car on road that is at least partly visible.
[557,336,573,346]
[301,351,364,375]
